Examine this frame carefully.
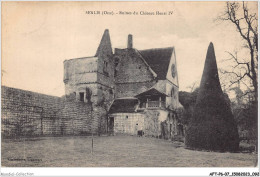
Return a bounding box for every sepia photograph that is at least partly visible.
[1,1,259,175]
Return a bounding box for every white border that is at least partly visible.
[1,167,259,176]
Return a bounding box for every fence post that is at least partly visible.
[91,133,93,155]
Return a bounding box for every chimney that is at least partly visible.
[127,34,133,48]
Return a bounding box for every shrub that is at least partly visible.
[185,43,239,152]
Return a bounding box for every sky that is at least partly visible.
[2,1,258,97]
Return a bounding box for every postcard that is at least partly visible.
[1,1,258,176]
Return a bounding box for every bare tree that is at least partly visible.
[186,81,199,93]
[218,2,258,101]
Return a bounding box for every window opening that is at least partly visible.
[79,92,84,102]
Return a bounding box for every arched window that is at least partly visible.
[171,64,176,78]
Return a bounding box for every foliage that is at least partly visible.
[233,99,257,140]
[218,2,258,147]
[218,2,258,101]
[179,88,199,109]
[185,43,239,152]
[178,88,199,125]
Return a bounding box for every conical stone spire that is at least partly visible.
[185,42,239,152]
[95,29,113,57]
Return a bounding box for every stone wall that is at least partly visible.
[64,29,115,108]
[56,101,93,135]
[114,48,156,98]
[144,109,181,139]
[1,86,105,138]
[165,81,180,110]
[1,86,64,137]
[92,106,108,134]
[96,44,115,106]
[143,110,168,138]
[111,113,145,135]
[96,53,115,89]
[109,109,180,138]
[114,48,154,83]
[142,110,160,137]
[64,57,98,96]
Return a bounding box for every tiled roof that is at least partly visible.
[109,98,139,114]
[151,80,168,96]
[139,47,174,80]
[135,88,168,98]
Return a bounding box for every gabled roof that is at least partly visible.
[135,88,168,98]
[108,97,139,114]
[150,80,168,96]
[139,47,174,80]
[135,80,168,98]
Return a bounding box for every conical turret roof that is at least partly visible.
[95,29,113,57]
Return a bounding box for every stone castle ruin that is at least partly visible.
[2,29,183,139]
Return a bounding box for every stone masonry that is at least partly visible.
[2,29,183,138]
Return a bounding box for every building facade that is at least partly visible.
[64,29,115,107]
[1,29,183,138]
[63,29,183,138]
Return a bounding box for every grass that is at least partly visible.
[1,135,257,167]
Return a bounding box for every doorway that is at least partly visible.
[108,117,114,135]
